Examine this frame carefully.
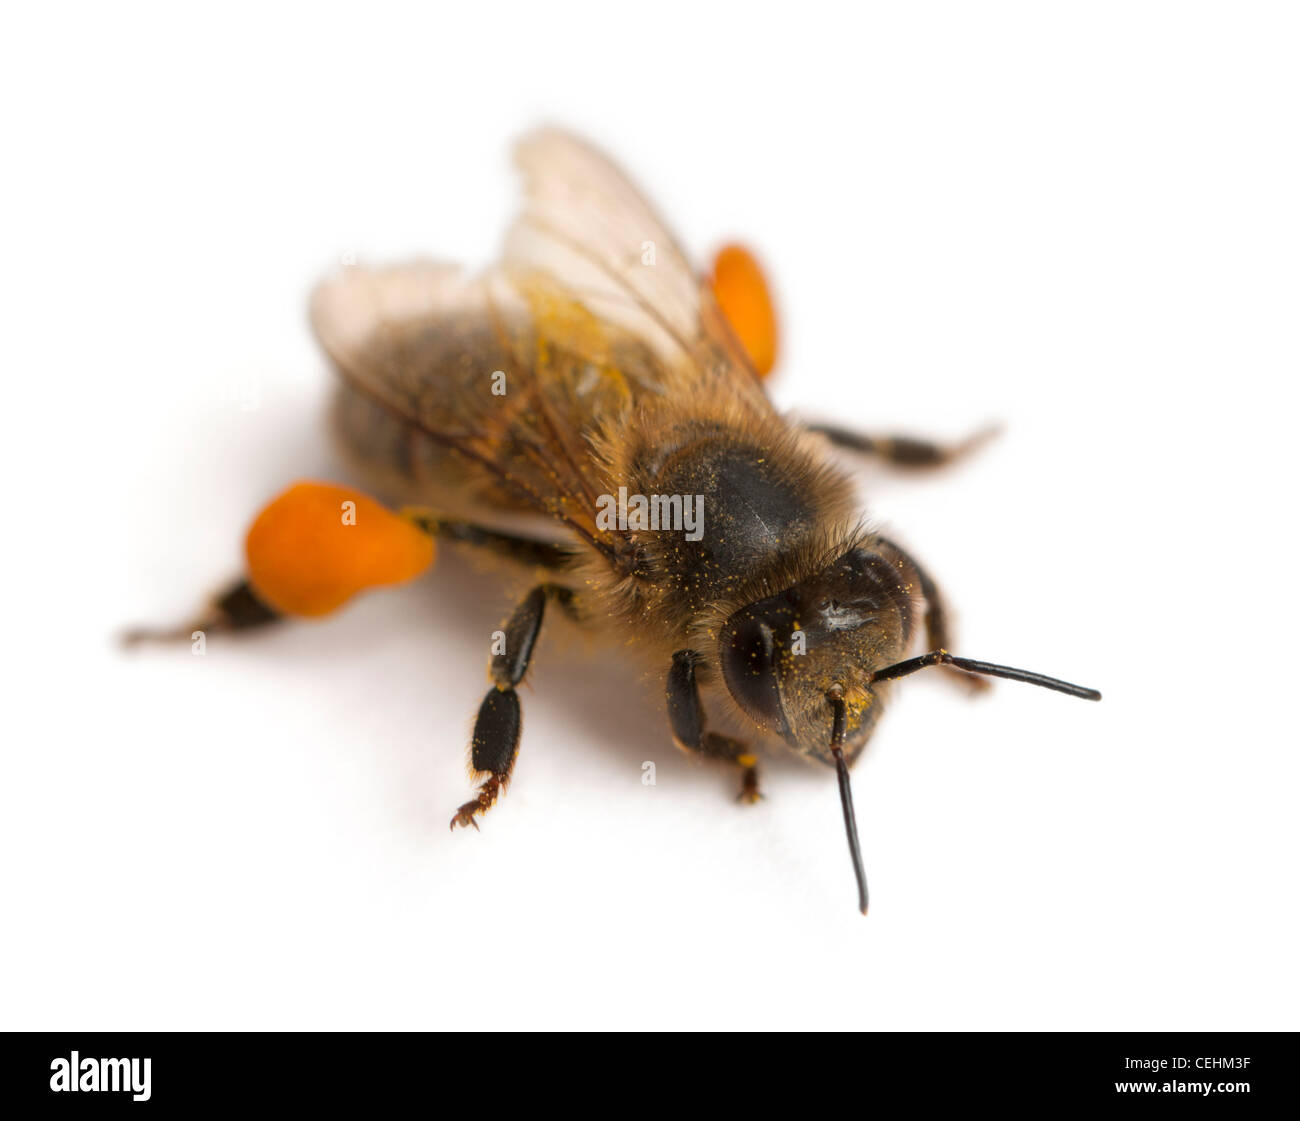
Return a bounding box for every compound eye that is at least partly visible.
[719,609,791,737]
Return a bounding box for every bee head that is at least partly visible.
[717,545,913,762]
[717,540,1100,915]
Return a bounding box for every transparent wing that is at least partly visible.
[309,132,773,555]
[506,127,765,389]
[311,260,657,557]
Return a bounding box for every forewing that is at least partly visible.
[506,128,767,393]
[312,260,645,554]
[310,132,773,554]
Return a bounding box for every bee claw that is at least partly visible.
[737,769,764,805]
[449,805,481,831]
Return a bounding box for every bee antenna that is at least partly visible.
[827,687,869,915]
[871,651,1102,701]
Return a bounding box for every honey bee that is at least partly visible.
[128,128,1099,913]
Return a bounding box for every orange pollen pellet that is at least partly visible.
[244,481,435,617]
[710,243,779,378]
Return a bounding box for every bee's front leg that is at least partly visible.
[877,537,991,697]
[666,650,762,804]
[450,583,576,830]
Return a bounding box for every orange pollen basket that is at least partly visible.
[244,481,435,617]
[709,243,779,379]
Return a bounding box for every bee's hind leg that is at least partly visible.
[667,650,763,804]
[121,578,280,647]
[450,583,576,830]
[809,422,999,470]
[122,507,569,649]
[402,512,571,570]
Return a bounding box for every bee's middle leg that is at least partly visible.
[449,583,575,830]
[809,422,999,470]
[667,650,763,803]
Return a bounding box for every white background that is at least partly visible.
[3,2,1297,1031]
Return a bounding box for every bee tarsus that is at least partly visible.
[121,578,279,647]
